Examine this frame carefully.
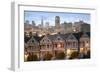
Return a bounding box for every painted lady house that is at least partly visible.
[79,32,90,58]
[24,32,90,61]
[40,35,54,60]
[65,33,78,59]
[24,35,41,61]
[51,34,66,59]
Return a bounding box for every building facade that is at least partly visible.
[40,35,53,60]
[65,34,78,58]
[24,32,90,61]
[24,36,40,61]
[79,33,90,55]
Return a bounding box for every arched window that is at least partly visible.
[32,39,34,43]
[55,44,57,48]
[58,38,60,40]
[47,45,49,48]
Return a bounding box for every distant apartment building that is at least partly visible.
[73,21,90,32]
[61,22,73,34]
[24,17,90,37]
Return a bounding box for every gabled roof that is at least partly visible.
[27,36,38,44]
[73,32,90,40]
[59,33,69,40]
[47,34,68,41]
[66,33,77,40]
[46,33,77,41]
[47,35,55,41]
[24,32,90,43]
[26,36,42,44]
[54,34,64,41]
[40,35,52,43]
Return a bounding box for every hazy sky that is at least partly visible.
[24,11,90,26]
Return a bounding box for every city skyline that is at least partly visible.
[24,11,91,61]
[24,11,90,26]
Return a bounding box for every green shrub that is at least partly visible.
[87,50,90,58]
[43,53,53,60]
[27,54,39,61]
[69,51,79,59]
[55,52,66,59]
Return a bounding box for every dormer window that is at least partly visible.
[58,38,60,40]
[32,39,34,43]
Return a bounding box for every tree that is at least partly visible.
[79,50,90,59]
[43,53,53,60]
[86,50,90,58]
[27,53,33,61]
[27,53,39,61]
[82,50,90,59]
[55,52,66,59]
[69,51,79,59]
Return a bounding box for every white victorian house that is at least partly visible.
[53,34,65,55]
[40,35,53,60]
[25,36,40,60]
[79,32,90,55]
[65,33,78,57]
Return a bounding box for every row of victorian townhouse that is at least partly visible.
[24,32,90,61]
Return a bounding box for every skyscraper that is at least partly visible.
[32,21,36,26]
[45,22,49,28]
[25,20,29,24]
[55,16,60,29]
[41,16,44,28]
